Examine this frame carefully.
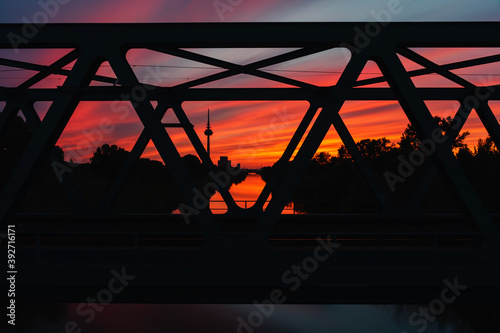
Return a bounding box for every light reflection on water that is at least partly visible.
[21,304,465,333]
[171,172,296,214]
[210,173,296,214]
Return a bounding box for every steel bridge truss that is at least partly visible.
[1,22,500,249]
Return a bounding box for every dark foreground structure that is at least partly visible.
[0,23,499,304]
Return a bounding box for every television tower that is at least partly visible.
[204,109,213,158]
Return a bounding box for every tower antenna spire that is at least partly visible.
[204,109,213,158]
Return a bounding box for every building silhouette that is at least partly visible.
[218,156,231,168]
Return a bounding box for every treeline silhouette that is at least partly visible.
[0,115,246,214]
[261,116,500,214]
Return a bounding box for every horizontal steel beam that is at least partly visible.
[1,87,498,101]
[1,23,500,48]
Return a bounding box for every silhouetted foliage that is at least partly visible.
[3,112,497,216]
[275,116,498,214]
[399,115,470,153]
[475,136,499,157]
[314,151,332,165]
[90,143,130,178]
[182,154,204,178]
[338,138,396,160]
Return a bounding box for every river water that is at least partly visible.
[210,173,295,214]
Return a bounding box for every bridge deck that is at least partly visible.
[6,214,500,304]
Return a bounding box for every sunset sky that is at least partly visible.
[1,0,499,168]
[2,3,500,333]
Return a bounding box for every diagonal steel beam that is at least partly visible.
[154,47,330,90]
[260,93,396,215]
[254,51,370,239]
[0,57,118,87]
[20,101,88,213]
[398,46,500,167]
[330,111,393,213]
[253,102,321,212]
[170,102,240,213]
[99,101,170,213]
[392,48,500,215]
[397,47,476,89]
[0,53,91,216]
[7,52,91,215]
[376,50,497,236]
[403,99,474,214]
[476,101,500,151]
[16,49,80,90]
[0,51,101,224]
[3,48,497,92]
[106,50,223,238]
[354,53,500,87]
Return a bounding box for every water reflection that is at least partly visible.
[210,173,295,214]
[17,303,486,333]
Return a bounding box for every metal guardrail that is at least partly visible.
[14,230,492,267]
[18,199,500,215]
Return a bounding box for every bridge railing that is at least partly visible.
[11,230,492,266]
[17,199,500,215]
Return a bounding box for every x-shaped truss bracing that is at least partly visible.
[0,23,499,250]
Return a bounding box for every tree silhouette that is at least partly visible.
[337,138,396,160]
[358,138,395,159]
[313,151,332,165]
[182,154,204,178]
[337,144,350,160]
[90,143,129,178]
[282,115,498,214]
[456,145,474,163]
[399,115,470,153]
[475,136,499,156]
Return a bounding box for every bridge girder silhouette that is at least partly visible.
[0,23,499,303]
